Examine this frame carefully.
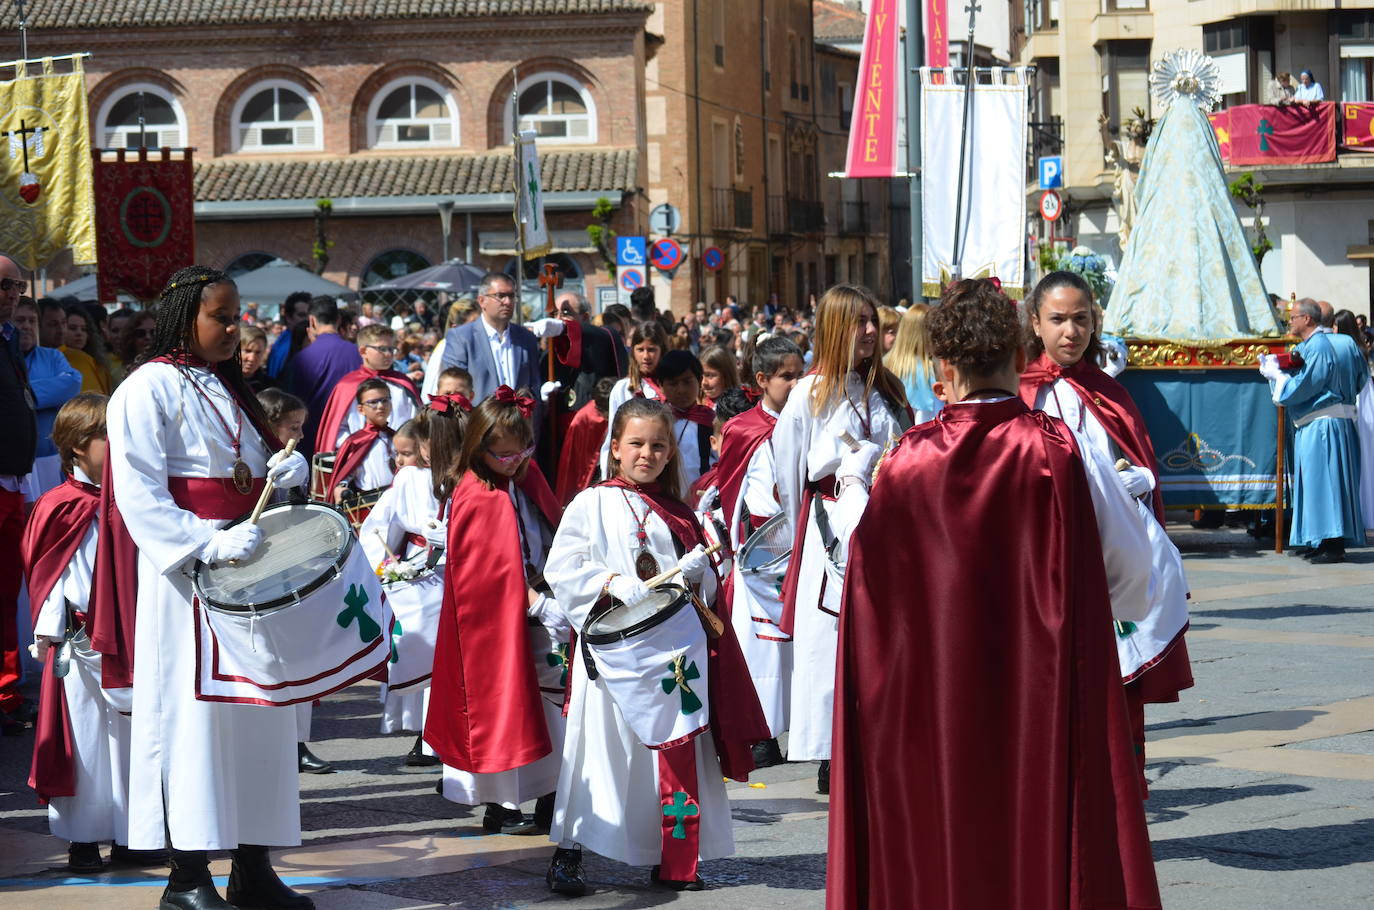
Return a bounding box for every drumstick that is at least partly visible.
[373,529,399,562]
[247,438,297,525]
[642,543,723,587]
[838,430,861,453]
[1115,458,1131,472]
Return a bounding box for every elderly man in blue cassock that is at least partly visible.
[1260,300,1367,563]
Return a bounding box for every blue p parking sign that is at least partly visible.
[1038,156,1063,190]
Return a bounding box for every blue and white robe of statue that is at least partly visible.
[1272,332,1368,548]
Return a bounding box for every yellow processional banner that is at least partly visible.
[0,56,96,269]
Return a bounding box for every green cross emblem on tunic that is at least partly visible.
[546,642,570,687]
[1257,119,1274,152]
[661,653,703,715]
[389,617,403,663]
[1115,620,1138,639]
[338,583,382,643]
[662,790,699,840]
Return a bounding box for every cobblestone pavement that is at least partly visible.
[1,524,1370,909]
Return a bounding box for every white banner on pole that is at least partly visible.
[515,129,551,259]
[920,68,1029,298]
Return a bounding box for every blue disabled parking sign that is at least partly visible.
[1038,156,1063,190]
[616,236,647,267]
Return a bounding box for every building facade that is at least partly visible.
[1013,1,1374,315]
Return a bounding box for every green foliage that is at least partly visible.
[1228,174,1272,264]
[586,196,617,278]
[313,198,333,275]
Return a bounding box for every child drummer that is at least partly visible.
[329,378,397,508]
[544,397,767,895]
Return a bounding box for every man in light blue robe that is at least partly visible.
[1260,301,1367,562]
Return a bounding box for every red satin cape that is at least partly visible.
[554,399,607,505]
[327,424,392,500]
[22,476,100,801]
[314,366,420,455]
[714,403,777,539]
[828,398,1161,910]
[424,465,562,773]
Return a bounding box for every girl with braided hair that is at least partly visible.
[100,266,314,910]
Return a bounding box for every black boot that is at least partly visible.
[816,760,830,795]
[67,841,104,872]
[405,734,440,767]
[1308,539,1347,564]
[161,850,234,910]
[226,844,314,910]
[482,802,535,834]
[297,742,334,774]
[751,738,784,769]
[110,843,170,866]
[533,792,556,832]
[546,846,587,896]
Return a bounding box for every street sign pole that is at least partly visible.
[905,0,924,300]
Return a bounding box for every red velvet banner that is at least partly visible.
[1210,102,1336,166]
[92,148,196,303]
[927,0,949,67]
[1343,102,1374,153]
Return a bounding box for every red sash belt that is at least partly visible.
[168,476,264,521]
[808,474,838,500]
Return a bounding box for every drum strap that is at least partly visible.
[806,477,841,563]
[658,740,702,882]
[697,424,711,478]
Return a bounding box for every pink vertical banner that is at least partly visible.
[927,0,949,67]
[843,0,900,178]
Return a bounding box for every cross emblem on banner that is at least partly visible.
[526,161,542,232]
[337,583,382,643]
[661,791,700,840]
[1257,119,1274,152]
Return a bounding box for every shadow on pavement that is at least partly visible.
[1152,819,1374,870]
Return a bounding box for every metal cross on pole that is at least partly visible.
[14,1,28,61]
[538,263,564,450]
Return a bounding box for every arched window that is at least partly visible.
[363,249,431,288]
[95,83,187,149]
[231,79,322,152]
[507,73,596,143]
[225,251,276,277]
[368,77,459,148]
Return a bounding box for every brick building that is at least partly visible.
[2,1,652,302]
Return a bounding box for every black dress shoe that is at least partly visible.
[1289,546,1314,557]
[1309,547,1347,564]
[67,842,104,872]
[816,759,830,794]
[160,884,236,910]
[533,792,555,832]
[297,743,334,774]
[110,844,169,866]
[650,864,706,891]
[751,738,784,769]
[227,845,314,910]
[482,803,536,834]
[405,734,440,767]
[546,847,587,896]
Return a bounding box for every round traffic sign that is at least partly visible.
[702,246,724,272]
[619,268,644,291]
[649,238,684,272]
[1039,189,1063,222]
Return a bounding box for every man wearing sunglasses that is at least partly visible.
[0,254,38,734]
[439,272,566,415]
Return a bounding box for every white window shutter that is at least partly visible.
[296,125,316,147]
[431,122,452,144]
[378,123,397,144]
[240,127,259,149]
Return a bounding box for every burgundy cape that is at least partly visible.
[714,403,778,538]
[327,423,393,501]
[1019,355,1193,725]
[599,477,770,780]
[424,464,563,773]
[21,477,100,801]
[314,366,420,455]
[828,398,1161,910]
[554,398,607,505]
[89,353,282,689]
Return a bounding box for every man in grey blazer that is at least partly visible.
[439,271,563,407]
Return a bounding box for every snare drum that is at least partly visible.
[736,513,792,634]
[309,452,335,503]
[191,502,392,706]
[581,585,711,748]
[379,552,443,694]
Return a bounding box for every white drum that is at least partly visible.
[380,552,444,694]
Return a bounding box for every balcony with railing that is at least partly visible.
[840,200,867,234]
[1026,116,1064,184]
[767,194,825,235]
[712,187,753,232]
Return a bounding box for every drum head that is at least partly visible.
[195,503,352,612]
[585,585,689,643]
[739,513,791,574]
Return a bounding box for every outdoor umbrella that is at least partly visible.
[367,258,487,294]
[233,258,357,314]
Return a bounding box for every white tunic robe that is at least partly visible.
[727,422,793,737]
[109,362,299,851]
[598,377,661,476]
[441,482,568,809]
[545,487,733,867]
[361,467,441,737]
[34,474,132,845]
[772,373,903,761]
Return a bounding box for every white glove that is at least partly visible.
[529,594,572,638]
[200,524,263,563]
[30,637,56,661]
[422,521,448,549]
[528,318,566,339]
[837,441,883,488]
[608,574,651,607]
[1118,465,1155,499]
[540,380,564,401]
[676,545,711,584]
[266,450,309,488]
[1258,354,1282,382]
